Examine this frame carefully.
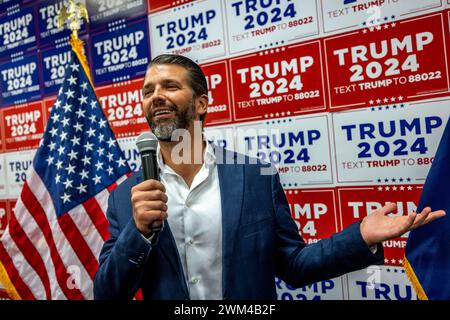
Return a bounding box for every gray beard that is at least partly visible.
[151,118,179,141]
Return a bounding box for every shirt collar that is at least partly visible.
[156,139,216,176]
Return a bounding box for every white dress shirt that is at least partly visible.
[156,141,223,300]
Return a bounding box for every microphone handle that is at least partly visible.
[141,150,164,233]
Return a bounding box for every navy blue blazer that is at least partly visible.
[94,149,383,300]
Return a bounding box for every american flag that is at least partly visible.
[0,49,131,299]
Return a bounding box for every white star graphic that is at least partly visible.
[90,100,98,109]
[70,63,79,72]
[75,108,86,118]
[81,155,91,165]
[95,161,103,171]
[51,113,60,123]
[65,89,75,99]
[84,142,94,152]
[89,114,97,123]
[46,155,54,166]
[86,127,96,137]
[58,145,65,156]
[63,103,72,113]
[55,174,61,184]
[71,136,81,146]
[98,147,105,156]
[78,95,88,105]
[54,100,62,109]
[49,127,58,137]
[48,141,57,151]
[107,152,114,162]
[79,169,89,180]
[98,119,107,128]
[99,134,105,142]
[76,183,87,194]
[68,150,78,160]
[56,160,63,170]
[61,193,71,203]
[93,175,102,184]
[81,82,88,91]
[60,131,68,141]
[107,138,115,148]
[68,75,77,85]
[61,117,70,127]
[116,158,126,167]
[63,178,73,189]
[107,166,114,175]
[74,122,83,132]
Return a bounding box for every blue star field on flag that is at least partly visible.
[34,51,130,217]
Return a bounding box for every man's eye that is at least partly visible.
[167,85,178,90]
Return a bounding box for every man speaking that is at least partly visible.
[93,54,445,300]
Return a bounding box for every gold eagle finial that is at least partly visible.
[57,0,89,39]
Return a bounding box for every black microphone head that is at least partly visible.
[136,131,158,153]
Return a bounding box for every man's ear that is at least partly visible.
[195,94,208,119]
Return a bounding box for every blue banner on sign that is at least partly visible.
[0,0,35,15]
[88,17,150,86]
[86,0,147,30]
[38,0,87,47]
[40,44,72,96]
[0,54,42,107]
[0,4,37,55]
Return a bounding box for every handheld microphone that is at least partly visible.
[136,132,164,233]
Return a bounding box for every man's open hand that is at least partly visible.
[360,203,446,247]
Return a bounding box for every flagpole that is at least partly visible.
[58,0,93,86]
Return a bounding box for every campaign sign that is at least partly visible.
[149,0,226,63]
[0,4,36,54]
[201,60,233,126]
[204,125,235,151]
[117,136,141,172]
[0,54,41,106]
[0,155,7,198]
[4,149,35,197]
[0,199,8,235]
[325,13,449,110]
[285,188,338,242]
[89,17,150,86]
[40,44,72,96]
[38,0,87,47]
[276,276,345,300]
[338,185,422,266]
[234,115,333,188]
[2,101,44,152]
[96,78,148,138]
[86,0,147,30]
[332,100,450,184]
[230,41,326,123]
[347,266,417,300]
[225,0,319,55]
[321,0,443,34]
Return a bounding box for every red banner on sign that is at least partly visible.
[1,102,45,152]
[43,97,56,123]
[201,60,232,126]
[338,185,422,266]
[96,79,148,138]
[147,0,195,14]
[229,40,326,123]
[285,188,338,244]
[325,12,449,110]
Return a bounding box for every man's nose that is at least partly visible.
[150,87,166,106]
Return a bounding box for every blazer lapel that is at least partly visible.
[217,152,244,298]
